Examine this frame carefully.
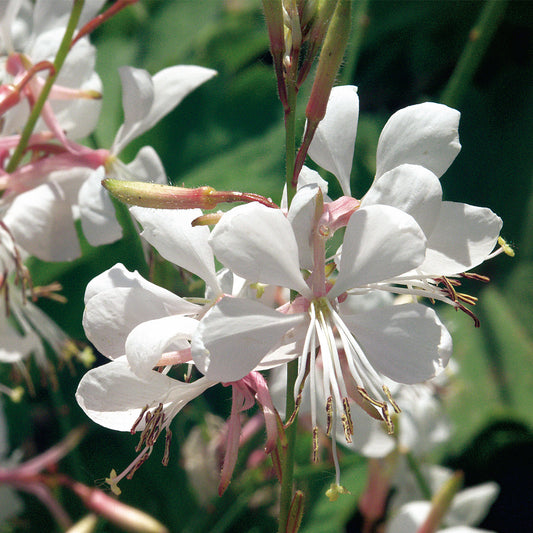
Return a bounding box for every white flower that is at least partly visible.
[386,475,499,533]
[308,88,504,322]
[2,65,216,261]
[0,0,104,138]
[76,206,221,439]
[192,198,451,440]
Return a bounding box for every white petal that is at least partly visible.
[126,145,167,184]
[448,483,500,527]
[113,65,216,154]
[344,304,452,384]
[330,205,426,298]
[209,203,312,298]
[376,102,461,179]
[362,164,442,237]
[385,501,430,533]
[3,183,80,261]
[307,85,359,195]
[130,206,220,293]
[419,202,503,276]
[79,168,123,246]
[192,297,304,382]
[83,267,199,358]
[75,357,213,431]
[126,315,198,375]
[288,184,321,270]
[112,67,154,154]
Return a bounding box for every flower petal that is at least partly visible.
[130,206,220,293]
[376,102,461,179]
[362,164,442,237]
[4,182,80,261]
[83,266,199,359]
[113,65,216,154]
[209,203,312,298]
[126,315,198,375]
[307,85,359,196]
[448,482,499,527]
[126,145,167,185]
[343,303,452,384]
[288,184,321,270]
[192,297,304,382]
[330,205,426,298]
[79,167,122,246]
[75,357,213,431]
[419,201,503,276]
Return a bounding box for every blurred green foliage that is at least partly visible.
[3,1,533,532]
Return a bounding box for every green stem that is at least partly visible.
[277,358,300,533]
[340,0,370,85]
[6,0,85,173]
[440,0,507,108]
[405,451,432,500]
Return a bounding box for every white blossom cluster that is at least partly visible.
[0,1,507,531]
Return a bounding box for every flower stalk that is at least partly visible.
[103,179,279,210]
[6,0,86,173]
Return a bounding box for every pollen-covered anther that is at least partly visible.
[382,385,401,414]
[325,396,333,437]
[312,426,319,463]
[135,403,166,452]
[285,392,302,428]
[357,386,395,434]
[342,397,354,436]
[130,404,149,434]
[461,272,490,283]
[457,292,478,306]
[341,414,352,443]
[162,428,172,466]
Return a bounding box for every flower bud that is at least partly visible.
[103,179,219,210]
[71,482,169,533]
[286,490,305,533]
[65,514,99,533]
[305,0,351,124]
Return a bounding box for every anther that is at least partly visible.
[130,404,149,434]
[325,396,333,436]
[342,397,354,435]
[162,429,172,466]
[285,392,302,428]
[312,426,319,463]
[382,385,401,414]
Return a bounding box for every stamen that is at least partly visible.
[130,405,149,434]
[126,448,152,480]
[357,386,394,434]
[454,302,481,327]
[285,392,302,428]
[341,412,352,444]
[325,396,333,437]
[312,426,319,463]
[382,385,401,414]
[461,272,490,283]
[457,292,478,306]
[162,429,172,466]
[342,397,354,436]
